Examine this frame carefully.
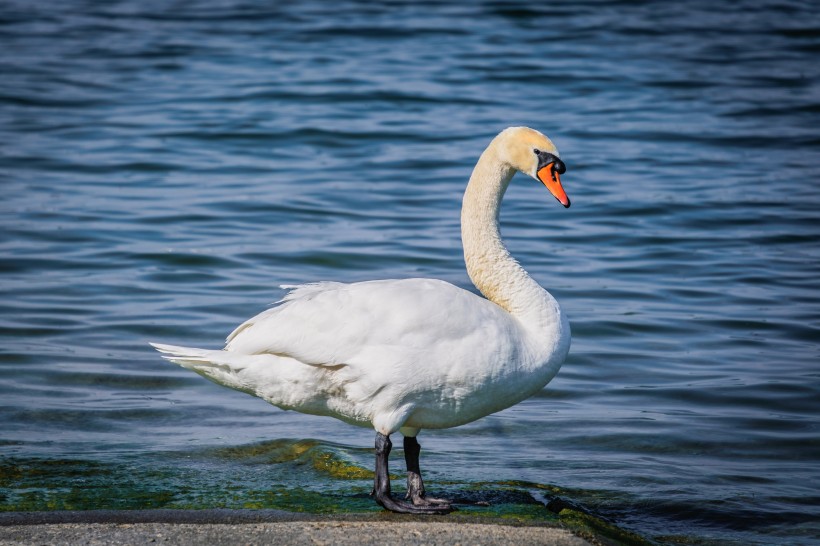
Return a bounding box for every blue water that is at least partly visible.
[2,0,819,543]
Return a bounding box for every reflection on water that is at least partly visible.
[1,1,819,544]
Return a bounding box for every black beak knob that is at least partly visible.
[536,150,566,174]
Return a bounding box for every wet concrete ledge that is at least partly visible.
[0,510,593,545]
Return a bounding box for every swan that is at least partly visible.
[151,126,572,514]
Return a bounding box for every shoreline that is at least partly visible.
[0,509,594,545]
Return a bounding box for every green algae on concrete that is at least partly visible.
[551,505,655,546]
[208,439,375,480]
[1,452,654,545]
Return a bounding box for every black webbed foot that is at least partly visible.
[372,432,453,514]
[403,435,453,508]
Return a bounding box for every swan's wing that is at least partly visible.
[224,278,516,369]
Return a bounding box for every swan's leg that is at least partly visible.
[372,432,452,514]
[403,435,452,507]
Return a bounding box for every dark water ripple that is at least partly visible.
[2,1,820,544]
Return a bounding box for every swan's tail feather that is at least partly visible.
[150,342,260,394]
[150,342,214,366]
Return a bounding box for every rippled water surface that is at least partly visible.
[2,1,819,544]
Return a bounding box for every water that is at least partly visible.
[1,0,819,543]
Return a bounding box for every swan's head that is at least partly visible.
[495,126,570,208]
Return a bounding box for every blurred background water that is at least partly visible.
[1,0,819,544]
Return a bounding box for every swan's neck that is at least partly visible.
[461,145,555,328]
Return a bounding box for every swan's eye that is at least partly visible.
[533,148,541,155]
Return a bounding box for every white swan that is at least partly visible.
[151,126,572,514]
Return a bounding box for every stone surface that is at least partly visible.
[0,521,594,546]
[0,511,593,546]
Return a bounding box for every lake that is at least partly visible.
[1,1,819,544]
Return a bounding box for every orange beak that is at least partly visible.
[537,162,571,208]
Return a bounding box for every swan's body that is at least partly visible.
[152,126,572,514]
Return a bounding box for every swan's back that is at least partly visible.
[226,279,527,377]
